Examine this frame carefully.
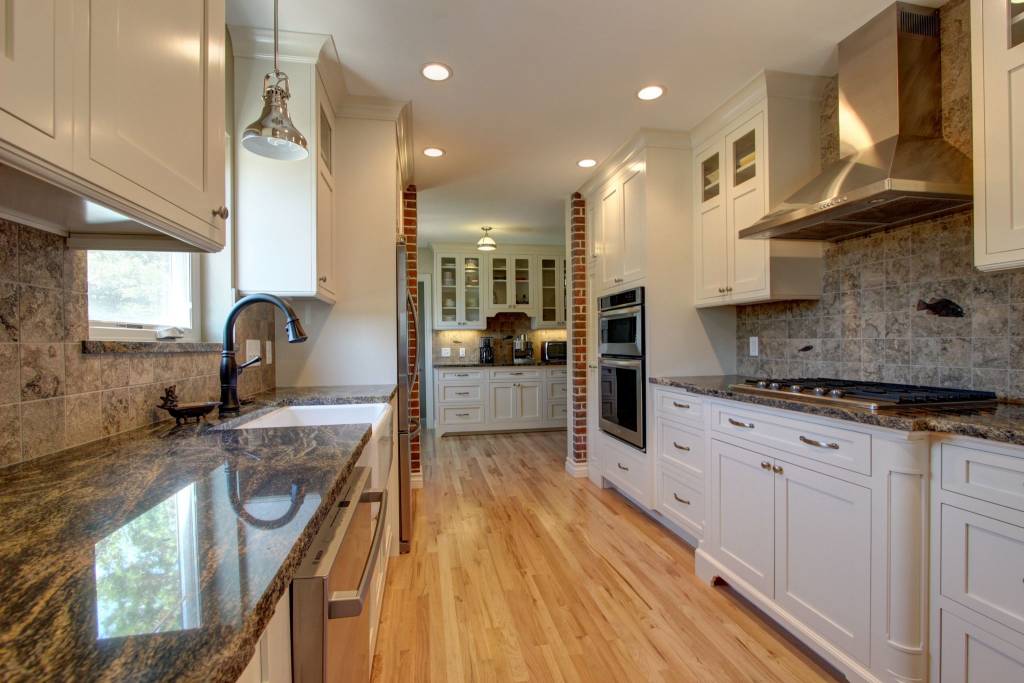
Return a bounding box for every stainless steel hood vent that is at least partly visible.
[740,3,972,242]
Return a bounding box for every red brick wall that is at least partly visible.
[570,193,588,463]
[403,185,421,474]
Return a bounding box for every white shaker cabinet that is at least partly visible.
[971,0,1024,270]
[536,255,566,328]
[488,254,537,315]
[596,166,645,294]
[0,0,73,168]
[232,28,338,302]
[435,251,486,329]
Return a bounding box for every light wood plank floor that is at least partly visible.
[371,430,840,682]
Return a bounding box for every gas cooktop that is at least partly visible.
[729,378,998,411]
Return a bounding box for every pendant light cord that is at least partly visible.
[273,0,280,76]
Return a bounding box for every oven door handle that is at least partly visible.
[600,304,643,318]
[327,489,388,619]
[599,357,642,369]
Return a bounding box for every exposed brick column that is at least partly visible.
[403,185,421,475]
[570,192,588,463]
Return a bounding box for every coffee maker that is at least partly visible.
[512,333,534,365]
[479,337,495,365]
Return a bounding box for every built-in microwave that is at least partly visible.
[598,288,644,358]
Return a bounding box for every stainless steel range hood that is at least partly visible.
[739,3,972,242]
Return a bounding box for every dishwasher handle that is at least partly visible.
[327,489,388,619]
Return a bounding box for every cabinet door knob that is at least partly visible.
[726,286,733,292]
[673,442,691,452]
[617,462,629,471]
[760,461,772,469]
[318,276,327,283]
[212,206,230,220]
[673,493,691,505]
[718,287,725,293]
[772,465,784,475]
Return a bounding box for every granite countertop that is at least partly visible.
[435,361,567,368]
[651,375,1024,447]
[0,384,396,683]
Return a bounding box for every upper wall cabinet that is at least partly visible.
[595,165,646,294]
[0,0,227,252]
[232,27,339,303]
[537,255,567,329]
[972,0,1024,271]
[436,252,485,330]
[489,254,538,316]
[691,72,826,307]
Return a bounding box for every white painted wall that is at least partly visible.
[276,117,398,386]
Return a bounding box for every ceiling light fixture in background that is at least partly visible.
[476,226,497,251]
[577,159,597,168]
[241,0,309,161]
[421,63,453,81]
[637,85,665,101]
[423,147,446,158]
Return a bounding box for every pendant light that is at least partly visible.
[241,0,309,161]
[476,226,497,251]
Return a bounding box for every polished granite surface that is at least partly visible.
[651,375,1024,446]
[0,384,395,683]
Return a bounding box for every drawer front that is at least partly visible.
[491,368,542,380]
[658,465,704,536]
[942,443,1024,513]
[547,367,568,378]
[940,609,1024,683]
[440,405,484,426]
[548,381,568,400]
[547,401,568,421]
[603,444,649,502]
[941,504,1024,636]
[711,403,871,476]
[439,383,482,403]
[438,369,483,381]
[657,418,704,478]
[654,388,704,426]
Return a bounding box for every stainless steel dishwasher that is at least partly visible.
[291,466,386,682]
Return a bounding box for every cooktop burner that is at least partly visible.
[729,377,997,411]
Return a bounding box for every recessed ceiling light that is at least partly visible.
[423,147,445,158]
[637,85,665,101]
[577,159,597,168]
[421,63,452,81]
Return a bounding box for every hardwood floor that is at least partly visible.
[371,430,839,682]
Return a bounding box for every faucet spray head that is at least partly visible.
[285,318,307,343]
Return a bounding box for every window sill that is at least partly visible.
[82,340,223,355]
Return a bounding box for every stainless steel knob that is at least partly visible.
[212,206,230,220]
[788,384,803,393]
[829,388,845,398]
[768,382,781,390]
[813,386,827,396]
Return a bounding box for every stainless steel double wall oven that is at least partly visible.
[598,287,645,450]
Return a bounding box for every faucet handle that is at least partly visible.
[239,356,261,373]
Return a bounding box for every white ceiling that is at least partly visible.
[227,0,944,248]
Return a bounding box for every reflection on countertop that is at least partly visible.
[651,375,1024,447]
[0,384,395,683]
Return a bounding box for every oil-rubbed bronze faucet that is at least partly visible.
[219,293,307,415]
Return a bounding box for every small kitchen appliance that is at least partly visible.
[541,340,567,364]
[512,334,534,365]
[479,337,495,365]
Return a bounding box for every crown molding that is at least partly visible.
[577,128,690,197]
[336,97,409,122]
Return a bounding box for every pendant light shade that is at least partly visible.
[476,226,497,251]
[241,0,309,161]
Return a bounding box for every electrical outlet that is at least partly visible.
[266,341,273,365]
[459,347,466,357]
[749,336,759,357]
[441,347,451,357]
[245,339,261,365]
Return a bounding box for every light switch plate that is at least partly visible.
[266,341,273,365]
[245,339,261,365]
[441,347,451,357]
[459,347,466,357]
[749,336,759,357]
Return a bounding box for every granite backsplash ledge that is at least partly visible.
[0,219,278,468]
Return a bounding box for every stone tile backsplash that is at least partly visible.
[0,219,277,468]
[433,312,567,365]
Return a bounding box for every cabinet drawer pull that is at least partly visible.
[799,435,839,450]
[455,373,470,377]
[728,418,755,429]
[455,391,470,396]
[673,442,691,452]
[510,372,524,375]
[772,465,784,475]
[672,493,691,505]
[455,412,471,418]
[617,462,629,471]
[760,461,771,470]
[672,401,690,409]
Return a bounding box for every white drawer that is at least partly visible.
[547,381,568,400]
[654,388,704,427]
[547,366,568,378]
[941,504,1024,636]
[439,383,482,403]
[942,443,1024,514]
[491,368,542,380]
[439,405,484,426]
[940,609,1024,683]
[603,443,649,503]
[658,465,704,536]
[437,368,484,381]
[656,418,704,478]
[711,402,871,476]
[547,402,567,421]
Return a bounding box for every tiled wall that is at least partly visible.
[433,312,567,366]
[0,220,276,468]
[735,0,1024,396]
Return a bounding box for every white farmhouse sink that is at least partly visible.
[237,404,390,430]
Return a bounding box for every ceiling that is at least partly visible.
[227,0,944,248]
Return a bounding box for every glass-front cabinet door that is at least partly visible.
[439,256,458,326]
[488,254,535,314]
[538,256,565,328]
[490,256,510,308]
[462,256,481,325]
[434,252,486,329]
[514,257,532,308]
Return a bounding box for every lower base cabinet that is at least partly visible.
[435,366,567,436]
[939,610,1024,682]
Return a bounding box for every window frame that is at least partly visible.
[87,252,202,342]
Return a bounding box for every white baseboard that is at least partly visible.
[411,470,424,489]
[564,457,588,478]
